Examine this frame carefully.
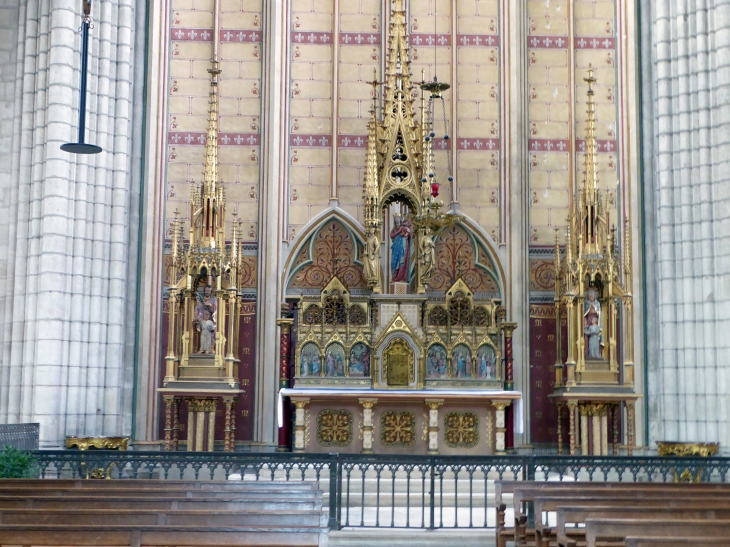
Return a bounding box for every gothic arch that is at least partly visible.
[283,211,369,292]
[427,217,504,298]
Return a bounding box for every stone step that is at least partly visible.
[329,528,495,547]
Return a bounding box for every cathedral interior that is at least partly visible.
[0,0,728,456]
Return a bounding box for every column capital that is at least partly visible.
[425,398,444,410]
[359,398,378,409]
[491,400,511,411]
[500,322,518,336]
[276,318,294,333]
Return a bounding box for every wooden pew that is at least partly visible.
[541,505,730,547]
[0,495,322,511]
[0,508,327,527]
[561,518,730,547]
[0,524,327,546]
[624,537,730,547]
[496,482,730,547]
[0,487,319,499]
[0,479,319,491]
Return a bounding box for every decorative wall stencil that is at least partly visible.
[428,225,499,293]
[300,342,322,377]
[316,409,353,447]
[444,412,479,448]
[529,259,556,291]
[380,411,416,447]
[288,221,367,290]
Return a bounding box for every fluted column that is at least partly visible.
[0,0,147,447]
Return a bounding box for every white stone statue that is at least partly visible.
[197,308,216,354]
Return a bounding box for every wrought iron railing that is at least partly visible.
[0,423,39,451]
[29,451,730,530]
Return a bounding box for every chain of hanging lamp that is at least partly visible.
[419,0,453,208]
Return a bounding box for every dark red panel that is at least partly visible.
[529,304,562,444]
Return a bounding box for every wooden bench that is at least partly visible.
[0,524,327,546]
[0,495,323,511]
[624,537,730,547]
[0,508,327,527]
[0,487,319,499]
[540,505,730,547]
[0,479,319,491]
[561,518,730,547]
[497,482,730,547]
[534,497,730,547]
[0,480,328,547]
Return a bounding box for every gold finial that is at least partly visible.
[584,64,596,91]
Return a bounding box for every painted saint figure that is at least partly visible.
[390,214,412,283]
[477,345,497,379]
[427,345,447,378]
[453,346,471,378]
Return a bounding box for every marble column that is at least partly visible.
[359,398,377,454]
[492,401,510,455]
[425,399,443,455]
[641,0,730,451]
[580,404,589,455]
[292,398,309,452]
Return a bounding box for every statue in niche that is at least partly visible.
[363,232,381,286]
[390,213,412,283]
[194,285,218,354]
[196,308,216,354]
[419,232,435,283]
[583,288,604,360]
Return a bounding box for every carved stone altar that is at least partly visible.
[277,0,521,455]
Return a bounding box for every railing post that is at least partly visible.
[328,453,340,530]
[428,455,436,530]
[525,455,536,529]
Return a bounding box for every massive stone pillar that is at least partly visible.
[0,0,146,447]
[641,0,730,450]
